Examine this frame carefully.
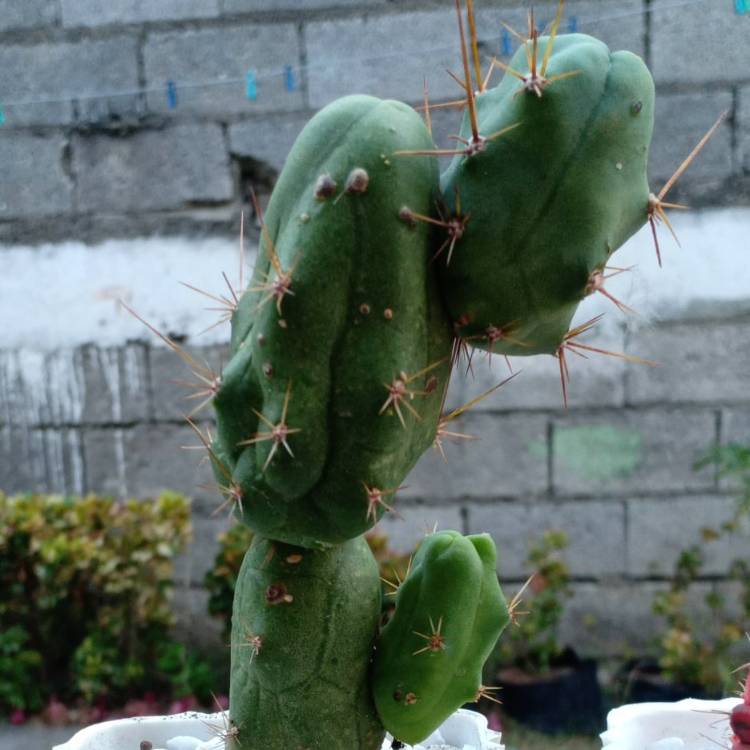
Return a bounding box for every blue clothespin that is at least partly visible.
[166,80,178,110]
[501,28,512,56]
[568,15,578,32]
[0,107,5,126]
[737,0,749,13]
[283,64,296,92]
[246,70,257,101]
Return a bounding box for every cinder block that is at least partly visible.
[144,25,302,116]
[171,585,225,653]
[627,495,747,578]
[561,0,645,58]
[73,125,233,213]
[125,422,217,500]
[556,581,700,657]
[648,91,734,187]
[476,0,645,62]
[0,345,148,428]
[403,412,549,500]
[84,422,215,499]
[741,86,750,173]
[371,501,464,555]
[0,0,57,30]
[626,319,750,405]
[77,344,150,424]
[0,426,85,495]
[719,407,750,493]
[552,408,717,496]
[715,580,750,625]
[0,349,83,426]
[558,581,660,656]
[721,407,750,447]
[61,0,219,27]
[174,515,235,587]
[229,112,312,174]
[467,499,626,579]
[222,0,370,11]
[150,343,229,422]
[0,134,72,219]
[651,0,750,85]
[445,325,627,415]
[82,427,130,498]
[0,38,139,126]
[306,9,457,108]
[306,1,644,110]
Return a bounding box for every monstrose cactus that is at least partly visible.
[152,2,723,747]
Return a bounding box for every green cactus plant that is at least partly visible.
[372,531,509,744]
[133,1,725,747]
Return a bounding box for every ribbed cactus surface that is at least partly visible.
[440,34,655,355]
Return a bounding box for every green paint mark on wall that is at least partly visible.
[555,425,642,481]
[527,439,546,461]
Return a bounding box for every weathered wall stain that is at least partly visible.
[554,425,643,481]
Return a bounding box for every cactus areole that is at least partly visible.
[185,2,714,747]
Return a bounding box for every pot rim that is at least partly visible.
[54,707,503,750]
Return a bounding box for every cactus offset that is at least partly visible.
[439,31,655,357]
[372,531,509,744]
[130,2,725,748]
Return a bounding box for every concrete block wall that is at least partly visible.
[3,312,750,656]
[1,0,749,659]
[0,0,747,243]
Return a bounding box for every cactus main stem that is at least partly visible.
[228,535,385,750]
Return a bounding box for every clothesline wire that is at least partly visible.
[0,0,718,109]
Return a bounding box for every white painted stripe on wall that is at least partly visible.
[0,207,748,351]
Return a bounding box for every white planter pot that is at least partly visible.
[53,707,503,750]
[601,697,741,750]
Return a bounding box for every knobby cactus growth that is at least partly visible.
[132,1,725,747]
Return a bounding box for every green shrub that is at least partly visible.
[495,530,573,674]
[0,625,44,714]
[0,491,214,715]
[650,444,750,694]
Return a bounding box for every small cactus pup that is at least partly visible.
[372,531,509,744]
[210,93,453,550]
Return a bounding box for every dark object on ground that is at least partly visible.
[616,659,719,704]
[495,649,604,734]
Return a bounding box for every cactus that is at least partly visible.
[372,531,509,744]
[132,2,724,747]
